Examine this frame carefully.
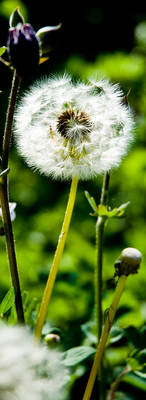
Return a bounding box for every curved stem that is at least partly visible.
[0,70,24,323]
[107,365,131,400]
[83,275,127,400]
[35,176,78,340]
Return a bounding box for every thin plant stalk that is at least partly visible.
[107,365,131,400]
[35,175,78,340]
[95,171,110,400]
[0,70,24,323]
[82,275,127,400]
[95,170,110,340]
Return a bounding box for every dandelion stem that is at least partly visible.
[35,176,78,340]
[82,274,127,400]
[0,70,24,323]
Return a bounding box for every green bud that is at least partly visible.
[44,333,60,347]
[114,247,142,277]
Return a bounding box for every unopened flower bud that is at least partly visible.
[44,333,60,348]
[114,247,142,277]
[7,9,40,79]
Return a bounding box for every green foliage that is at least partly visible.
[0,0,27,21]
[0,46,6,56]
[85,190,130,218]
[63,346,96,367]
[0,287,15,317]
[66,52,145,83]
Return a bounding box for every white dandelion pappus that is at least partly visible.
[0,323,69,400]
[14,75,134,181]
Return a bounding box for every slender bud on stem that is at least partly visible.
[82,248,142,400]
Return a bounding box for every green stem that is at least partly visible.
[0,70,24,323]
[35,176,78,340]
[82,275,127,400]
[95,171,110,400]
[95,170,110,340]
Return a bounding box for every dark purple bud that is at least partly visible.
[7,23,40,79]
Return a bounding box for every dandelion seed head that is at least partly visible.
[14,75,134,180]
[0,324,68,400]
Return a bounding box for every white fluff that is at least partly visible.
[0,323,68,400]
[14,75,134,181]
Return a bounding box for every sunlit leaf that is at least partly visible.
[122,372,146,391]
[85,191,98,215]
[63,346,96,367]
[0,46,7,57]
[97,202,130,218]
[110,326,125,343]
[0,288,15,316]
[39,56,49,64]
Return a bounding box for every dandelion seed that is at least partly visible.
[14,75,134,181]
[0,323,69,400]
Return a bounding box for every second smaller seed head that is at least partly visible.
[114,247,142,277]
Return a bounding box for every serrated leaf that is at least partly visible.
[0,287,15,316]
[63,346,96,367]
[0,46,7,57]
[85,191,98,214]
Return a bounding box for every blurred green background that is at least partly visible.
[0,1,146,398]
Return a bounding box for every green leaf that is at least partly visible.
[113,201,130,217]
[122,372,146,391]
[0,287,15,316]
[63,346,96,367]
[85,191,98,215]
[97,202,130,218]
[134,370,146,379]
[0,46,7,57]
[110,326,125,343]
[85,191,130,219]
[114,391,135,400]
